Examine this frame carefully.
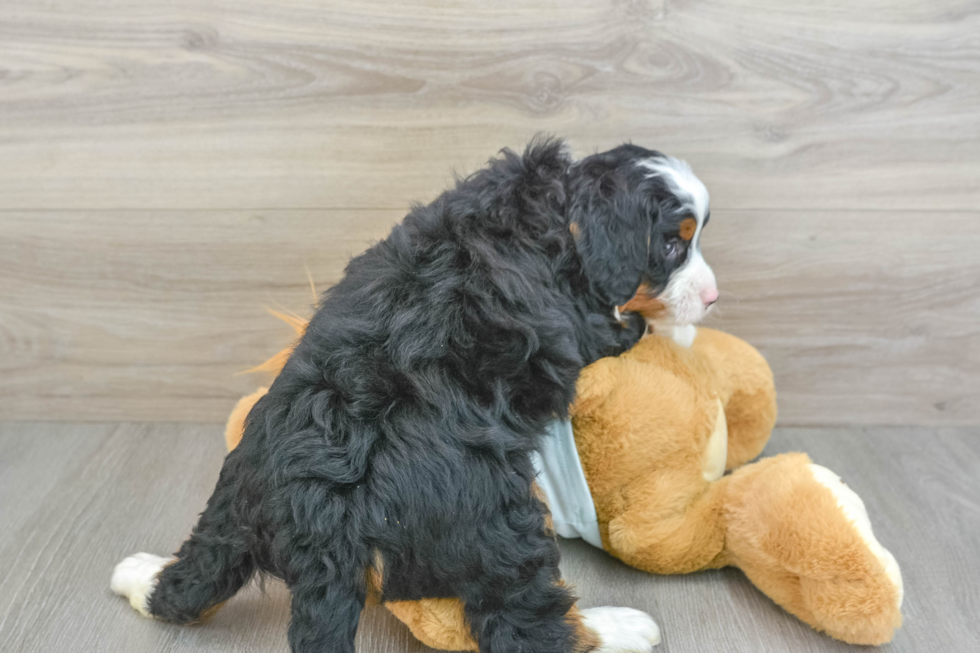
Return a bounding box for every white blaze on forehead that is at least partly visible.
[636,156,710,228]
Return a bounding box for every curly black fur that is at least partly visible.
[148,138,688,653]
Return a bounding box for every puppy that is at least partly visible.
[112,139,716,653]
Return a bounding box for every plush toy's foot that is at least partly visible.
[111,552,174,617]
[581,607,662,652]
[807,464,903,607]
[725,453,903,646]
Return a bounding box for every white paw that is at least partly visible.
[808,464,904,608]
[581,606,661,652]
[111,552,174,617]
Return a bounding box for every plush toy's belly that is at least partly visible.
[531,420,603,549]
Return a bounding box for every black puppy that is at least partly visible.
[113,138,715,653]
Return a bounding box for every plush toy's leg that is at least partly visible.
[385,599,479,651]
[723,453,903,645]
[604,468,730,574]
[689,328,776,469]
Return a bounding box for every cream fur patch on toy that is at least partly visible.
[701,399,728,482]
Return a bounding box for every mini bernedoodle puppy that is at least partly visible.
[112,138,718,653]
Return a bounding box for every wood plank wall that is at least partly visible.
[1,0,978,425]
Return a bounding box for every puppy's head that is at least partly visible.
[567,144,717,330]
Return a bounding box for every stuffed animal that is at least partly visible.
[227,317,903,648]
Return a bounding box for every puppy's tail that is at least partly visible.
[112,462,255,624]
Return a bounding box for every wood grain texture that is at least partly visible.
[0,0,978,211]
[0,421,977,652]
[702,210,980,426]
[0,210,396,421]
[2,209,977,425]
[1,0,978,424]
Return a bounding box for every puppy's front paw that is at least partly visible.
[581,606,661,652]
[111,552,174,617]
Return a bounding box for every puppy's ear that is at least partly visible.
[567,160,651,306]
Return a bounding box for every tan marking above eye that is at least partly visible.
[679,217,697,241]
[569,222,580,239]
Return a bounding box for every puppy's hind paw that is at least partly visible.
[111,552,174,617]
[581,606,661,652]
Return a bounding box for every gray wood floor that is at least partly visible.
[0,421,977,652]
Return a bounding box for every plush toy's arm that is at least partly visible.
[691,328,776,469]
[721,382,776,470]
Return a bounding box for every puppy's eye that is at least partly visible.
[663,239,681,257]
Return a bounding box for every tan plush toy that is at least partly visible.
[227,317,903,648]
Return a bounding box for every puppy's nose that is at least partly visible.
[701,286,719,307]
